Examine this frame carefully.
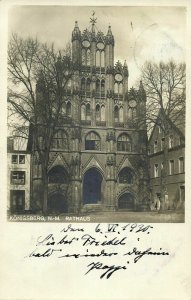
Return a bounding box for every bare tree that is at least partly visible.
[141,60,185,132]
[140,60,185,208]
[8,33,75,214]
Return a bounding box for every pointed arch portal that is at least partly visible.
[48,193,68,213]
[83,168,103,204]
[118,192,135,210]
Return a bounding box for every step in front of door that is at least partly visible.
[81,203,103,213]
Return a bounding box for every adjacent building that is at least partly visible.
[148,113,185,210]
[7,137,31,213]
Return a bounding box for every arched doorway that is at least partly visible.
[83,168,102,204]
[118,193,135,210]
[48,193,68,213]
[47,166,69,213]
[48,165,68,184]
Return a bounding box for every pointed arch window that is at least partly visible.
[114,106,119,122]
[81,104,86,120]
[87,49,91,66]
[51,130,68,150]
[86,103,91,120]
[61,102,66,115]
[117,133,132,152]
[101,105,105,121]
[119,167,134,184]
[48,166,68,184]
[82,48,86,65]
[101,51,105,67]
[119,107,123,122]
[96,79,100,93]
[101,80,105,94]
[66,102,71,116]
[86,78,91,92]
[119,83,123,94]
[96,51,101,67]
[114,83,118,94]
[85,131,101,150]
[81,78,85,91]
[129,107,137,119]
[96,104,101,121]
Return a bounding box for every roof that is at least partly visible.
[148,108,185,143]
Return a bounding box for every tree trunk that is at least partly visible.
[42,167,48,214]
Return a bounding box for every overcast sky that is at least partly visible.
[9,5,186,86]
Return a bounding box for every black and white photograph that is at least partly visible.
[1,2,191,300]
[7,5,186,223]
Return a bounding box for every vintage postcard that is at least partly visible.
[0,1,191,299]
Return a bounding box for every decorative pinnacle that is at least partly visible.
[90,11,97,27]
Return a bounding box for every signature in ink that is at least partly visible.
[85,261,127,279]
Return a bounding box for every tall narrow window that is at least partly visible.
[81,104,86,120]
[87,49,91,66]
[154,141,158,153]
[114,106,119,122]
[129,108,133,119]
[81,78,85,91]
[86,78,91,92]
[82,48,86,65]
[96,51,100,67]
[96,104,101,121]
[169,160,174,175]
[66,102,71,116]
[179,157,184,173]
[161,137,165,150]
[62,102,66,115]
[96,79,100,93]
[101,105,105,121]
[101,80,105,94]
[169,135,174,149]
[86,103,91,120]
[101,51,105,67]
[154,164,159,177]
[119,107,123,122]
[119,83,123,94]
[114,83,118,94]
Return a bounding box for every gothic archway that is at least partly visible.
[48,193,68,213]
[118,192,135,210]
[48,165,68,184]
[83,168,103,204]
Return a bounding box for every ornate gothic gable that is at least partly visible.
[48,152,69,172]
[117,155,136,174]
[82,155,105,178]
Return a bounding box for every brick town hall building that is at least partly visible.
[29,14,149,214]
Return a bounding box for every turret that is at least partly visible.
[139,80,146,101]
[123,60,129,95]
[72,21,81,67]
[105,25,114,68]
